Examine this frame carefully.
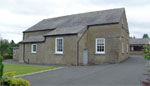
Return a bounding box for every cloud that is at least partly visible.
[1,33,22,43]
[129,27,150,38]
[0,9,49,42]
[0,0,150,42]
[0,0,56,16]
[88,0,150,7]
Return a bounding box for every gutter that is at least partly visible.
[20,39,45,44]
[88,22,119,27]
[44,33,77,37]
[23,28,55,33]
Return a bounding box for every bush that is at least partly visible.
[2,72,31,86]
[4,55,12,60]
[0,55,4,79]
[142,45,150,86]
[143,45,150,60]
[4,77,30,86]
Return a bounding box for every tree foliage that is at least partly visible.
[0,39,9,57]
[0,38,18,59]
[143,34,149,38]
[0,56,4,79]
[144,45,150,60]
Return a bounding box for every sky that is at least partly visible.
[0,0,150,43]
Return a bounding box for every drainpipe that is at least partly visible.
[77,26,88,66]
[22,33,28,64]
[23,43,29,64]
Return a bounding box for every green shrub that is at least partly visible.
[0,55,4,79]
[143,45,150,60]
[5,77,30,86]
[3,71,16,79]
[4,55,13,60]
[2,72,31,86]
[0,55,3,62]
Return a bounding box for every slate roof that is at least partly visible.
[45,26,86,36]
[130,38,150,45]
[21,8,125,43]
[24,8,124,34]
[20,35,45,43]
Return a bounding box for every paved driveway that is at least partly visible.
[22,55,146,86]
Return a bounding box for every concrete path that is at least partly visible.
[22,55,147,86]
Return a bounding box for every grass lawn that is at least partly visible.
[4,64,60,76]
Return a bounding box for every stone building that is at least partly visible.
[13,8,129,65]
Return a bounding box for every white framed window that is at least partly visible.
[127,44,129,53]
[96,38,105,54]
[31,44,37,53]
[122,42,124,53]
[55,38,63,54]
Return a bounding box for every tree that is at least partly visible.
[143,34,149,38]
[0,39,9,57]
[0,56,4,85]
[0,38,18,59]
[0,35,19,59]
[8,40,16,57]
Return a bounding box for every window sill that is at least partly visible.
[55,52,63,55]
[95,52,105,55]
[31,52,37,54]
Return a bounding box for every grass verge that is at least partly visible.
[4,64,60,76]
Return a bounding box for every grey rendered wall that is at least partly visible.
[18,44,24,63]
[23,30,52,39]
[86,24,122,64]
[13,47,19,61]
[78,28,88,65]
[78,11,129,65]
[118,11,129,62]
[23,35,78,65]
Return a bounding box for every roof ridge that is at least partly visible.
[131,38,150,39]
[44,8,124,20]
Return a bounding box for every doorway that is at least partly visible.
[83,48,88,65]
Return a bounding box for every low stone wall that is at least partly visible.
[129,51,144,55]
[13,47,19,61]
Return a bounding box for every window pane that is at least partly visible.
[101,46,104,51]
[97,46,100,51]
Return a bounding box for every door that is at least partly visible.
[83,48,88,65]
